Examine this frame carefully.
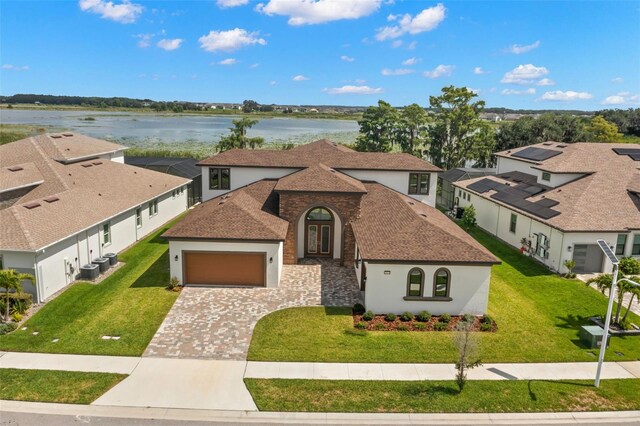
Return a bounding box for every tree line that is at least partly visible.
[354,86,636,170]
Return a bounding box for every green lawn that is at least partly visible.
[248,228,640,363]
[0,219,181,356]
[245,378,640,413]
[0,369,126,404]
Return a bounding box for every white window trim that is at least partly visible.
[103,222,111,247]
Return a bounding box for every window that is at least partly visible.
[615,234,627,256]
[306,207,332,221]
[433,268,450,297]
[103,222,111,246]
[633,235,640,256]
[135,207,142,228]
[541,172,551,182]
[509,213,517,233]
[409,173,430,195]
[209,168,230,190]
[406,268,424,297]
[149,199,158,217]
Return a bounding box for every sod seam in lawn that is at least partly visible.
[0,369,126,404]
[0,216,184,356]
[248,227,640,363]
[245,378,640,413]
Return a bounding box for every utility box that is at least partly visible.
[80,264,99,280]
[92,257,110,273]
[580,325,610,349]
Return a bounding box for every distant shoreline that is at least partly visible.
[0,104,361,121]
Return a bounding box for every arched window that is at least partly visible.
[433,268,451,298]
[406,268,424,297]
[306,207,333,221]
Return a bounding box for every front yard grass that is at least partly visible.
[245,378,640,413]
[0,369,126,404]
[0,218,181,356]
[248,228,640,363]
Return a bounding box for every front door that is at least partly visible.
[304,207,334,258]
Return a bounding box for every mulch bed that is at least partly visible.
[352,313,497,332]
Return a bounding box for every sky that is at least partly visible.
[1,0,639,110]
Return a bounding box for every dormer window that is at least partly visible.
[541,172,551,182]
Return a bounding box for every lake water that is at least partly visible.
[0,109,359,145]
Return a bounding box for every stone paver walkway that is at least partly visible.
[144,260,362,360]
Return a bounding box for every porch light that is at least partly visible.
[174,255,179,262]
[567,246,572,252]
[269,257,273,264]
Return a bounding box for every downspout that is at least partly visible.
[559,230,565,274]
[33,251,43,303]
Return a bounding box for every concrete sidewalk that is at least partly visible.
[0,351,140,374]
[245,361,640,381]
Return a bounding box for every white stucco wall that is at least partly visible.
[1,186,189,302]
[496,156,583,188]
[168,240,283,288]
[363,263,492,315]
[201,166,298,201]
[342,170,437,206]
[296,206,342,259]
[0,251,37,297]
[104,151,125,163]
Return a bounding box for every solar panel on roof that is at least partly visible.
[537,198,559,207]
[512,147,563,162]
[612,147,640,161]
[597,239,619,265]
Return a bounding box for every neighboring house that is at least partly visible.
[164,140,499,315]
[437,167,496,211]
[124,156,202,206]
[0,133,190,302]
[455,142,640,275]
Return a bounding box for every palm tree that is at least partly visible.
[587,273,637,325]
[0,269,35,322]
[621,278,640,324]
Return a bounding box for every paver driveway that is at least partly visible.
[144,260,362,360]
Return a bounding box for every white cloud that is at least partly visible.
[375,3,445,41]
[78,0,143,24]
[257,0,381,26]
[269,80,277,85]
[406,41,417,50]
[468,88,481,94]
[473,66,488,75]
[249,63,260,68]
[157,38,183,51]
[340,55,355,62]
[293,75,309,81]
[381,68,414,76]
[505,40,541,54]
[536,78,555,86]
[501,88,536,95]
[423,64,454,79]
[324,85,383,95]
[541,90,593,101]
[611,77,624,84]
[218,58,238,65]
[355,79,366,84]
[390,40,403,48]
[217,0,248,8]
[601,92,640,105]
[134,33,154,48]
[1,64,29,71]
[199,28,266,52]
[501,64,549,85]
[402,57,420,66]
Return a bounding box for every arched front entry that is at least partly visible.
[304,207,334,257]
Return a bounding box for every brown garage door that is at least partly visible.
[183,252,265,286]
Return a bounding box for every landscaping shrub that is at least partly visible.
[355,321,368,330]
[397,324,409,331]
[0,322,17,335]
[433,322,447,331]
[11,312,23,323]
[11,299,28,315]
[361,311,375,321]
[480,322,492,332]
[352,303,366,315]
[463,313,475,323]
[440,313,451,323]
[384,313,397,322]
[482,315,493,325]
[620,257,640,275]
[619,319,632,331]
[416,310,431,322]
[414,323,427,331]
[400,311,414,322]
[373,323,386,331]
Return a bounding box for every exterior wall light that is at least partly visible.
[384,270,391,275]
[269,257,273,264]
[174,255,179,262]
[567,246,572,252]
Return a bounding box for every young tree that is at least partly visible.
[217,118,264,152]
[453,318,482,392]
[563,259,577,278]
[428,86,494,170]
[0,270,35,322]
[621,282,640,324]
[461,205,477,230]
[355,100,399,152]
[586,116,623,142]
